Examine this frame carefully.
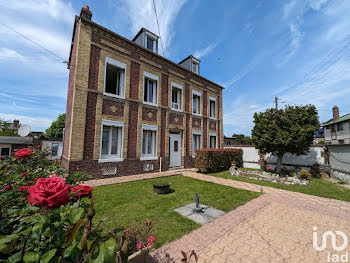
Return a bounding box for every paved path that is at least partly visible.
[150,171,350,263]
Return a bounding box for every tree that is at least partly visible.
[45,114,65,138]
[231,134,252,145]
[251,105,319,174]
[0,119,17,136]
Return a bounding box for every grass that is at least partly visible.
[93,175,260,248]
[209,170,350,202]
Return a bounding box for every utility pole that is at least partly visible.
[274,97,278,109]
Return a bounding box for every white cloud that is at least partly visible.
[193,43,218,59]
[115,0,187,56]
[0,48,25,61]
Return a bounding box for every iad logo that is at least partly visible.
[313,226,349,262]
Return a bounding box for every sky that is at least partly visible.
[1,0,350,136]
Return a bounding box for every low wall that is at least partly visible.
[327,144,350,182]
[224,145,326,170]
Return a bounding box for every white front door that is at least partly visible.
[169,133,181,167]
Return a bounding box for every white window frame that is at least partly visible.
[145,32,157,53]
[143,72,159,106]
[171,82,183,112]
[209,133,217,149]
[51,143,59,157]
[209,96,217,119]
[141,124,158,160]
[103,57,126,99]
[192,131,202,157]
[99,120,124,163]
[0,145,11,157]
[192,89,202,116]
[192,61,199,74]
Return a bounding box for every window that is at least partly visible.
[339,139,344,144]
[337,123,343,131]
[141,125,157,159]
[100,120,123,161]
[210,134,217,149]
[0,147,10,157]
[51,143,59,157]
[104,58,126,98]
[192,90,201,115]
[171,82,182,111]
[192,62,199,74]
[146,35,157,52]
[143,72,158,105]
[209,97,216,119]
[192,133,201,156]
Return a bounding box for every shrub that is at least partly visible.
[195,149,243,173]
[299,169,312,180]
[281,167,293,177]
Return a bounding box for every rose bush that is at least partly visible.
[14,148,33,159]
[26,177,70,208]
[71,185,93,198]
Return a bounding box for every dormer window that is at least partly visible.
[192,62,199,74]
[132,28,159,54]
[146,35,156,52]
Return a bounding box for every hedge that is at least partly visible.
[195,148,243,173]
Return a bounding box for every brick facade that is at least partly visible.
[63,9,224,178]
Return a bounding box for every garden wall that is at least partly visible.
[327,144,350,183]
[224,145,327,170]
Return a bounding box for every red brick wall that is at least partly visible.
[185,114,191,156]
[218,120,221,147]
[142,107,158,122]
[63,21,80,159]
[169,113,184,126]
[129,61,140,100]
[127,101,139,159]
[203,118,207,148]
[161,73,168,107]
[209,120,217,131]
[83,93,97,160]
[88,45,100,90]
[184,83,190,112]
[102,99,124,117]
[160,109,166,157]
[192,117,201,129]
[203,90,207,117]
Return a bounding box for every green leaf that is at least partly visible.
[68,207,84,224]
[23,252,39,263]
[8,251,22,263]
[91,238,117,263]
[64,220,83,247]
[40,249,57,263]
[0,234,19,245]
[33,222,43,231]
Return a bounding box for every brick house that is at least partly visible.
[323,105,350,144]
[62,6,224,177]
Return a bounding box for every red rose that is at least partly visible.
[5,185,13,191]
[15,148,33,159]
[26,177,70,208]
[19,186,29,192]
[22,172,28,177]
[71,185,93,198]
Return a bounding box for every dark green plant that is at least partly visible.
[45,114,65,138]
[0,119,18,136]
[338,178,347,185]
[230,134,252,145]
[299,169,312,180]
[252,105,319,174]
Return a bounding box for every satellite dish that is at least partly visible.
[18,125,31,137]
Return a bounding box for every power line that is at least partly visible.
[152,0,165,57]
[0,22,69,65]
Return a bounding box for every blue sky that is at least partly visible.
[1,0,350,136]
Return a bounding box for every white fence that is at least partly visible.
[225,145,326,169]
[327,144,350,182]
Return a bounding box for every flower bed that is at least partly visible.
[0,148,154,263]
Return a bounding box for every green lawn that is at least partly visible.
[209,170,350,202]
[93,175,260,248]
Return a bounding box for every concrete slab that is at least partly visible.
[174,203,225,225]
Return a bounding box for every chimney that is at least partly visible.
[80,5,92,20]
[332,105,339,121]
[13,119,20,128]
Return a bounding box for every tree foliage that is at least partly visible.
[231,134,252,145]
[0,119,17,136]
[251,105,319,174]
[45,114,65,138]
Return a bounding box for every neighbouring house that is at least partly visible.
[62,6,224,177]
[223,136,236,146]
[323,105,350,144]
[0,136,33,157]
[313,127,324,144]
[41,138,63,160]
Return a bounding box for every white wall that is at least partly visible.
[41,141,63,160]
[225,146,261,169]
[328,145,350,173]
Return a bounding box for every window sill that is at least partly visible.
[171,108,183,113]
[98,158,124,163]
[209,117,217,120]
[192,113,202,117]
[103,92,125,100]
[143,101,158,107]
[140,156,158,161]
